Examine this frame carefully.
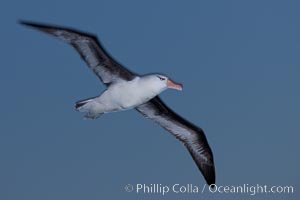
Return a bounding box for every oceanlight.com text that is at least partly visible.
[124,183,294,196]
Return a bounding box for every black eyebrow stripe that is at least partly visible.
[157,75,165,80]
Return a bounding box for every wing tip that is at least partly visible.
[18,20,99,41]
[202,163,216,187]
[18,20,39,28]
[18,20,52,32]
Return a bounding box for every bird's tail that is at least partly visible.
[75,97,102,119]
[75,98,94,110]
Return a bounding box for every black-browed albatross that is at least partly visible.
[20,21,216,186]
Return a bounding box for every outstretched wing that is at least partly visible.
[20,21,215,185]
[19,21,135,85]
[136,97,215,185]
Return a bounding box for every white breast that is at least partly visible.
[97,77,158,111]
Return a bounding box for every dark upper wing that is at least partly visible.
[136,97,215,185]
[19,21,135,85]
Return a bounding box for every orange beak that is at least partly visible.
[167,79,183,91]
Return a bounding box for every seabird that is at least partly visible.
[20,21,216,186]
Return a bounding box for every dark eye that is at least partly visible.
[157,76,165,81]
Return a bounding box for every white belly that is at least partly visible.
[96,77,156,112]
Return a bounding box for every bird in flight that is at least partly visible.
[20,21,216,186]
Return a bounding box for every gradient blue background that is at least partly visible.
[0,0,299,199]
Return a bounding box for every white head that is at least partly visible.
[142,74,183,95]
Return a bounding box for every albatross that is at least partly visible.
[20,21,216,186]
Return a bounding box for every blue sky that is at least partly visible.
[0,0,299,199]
